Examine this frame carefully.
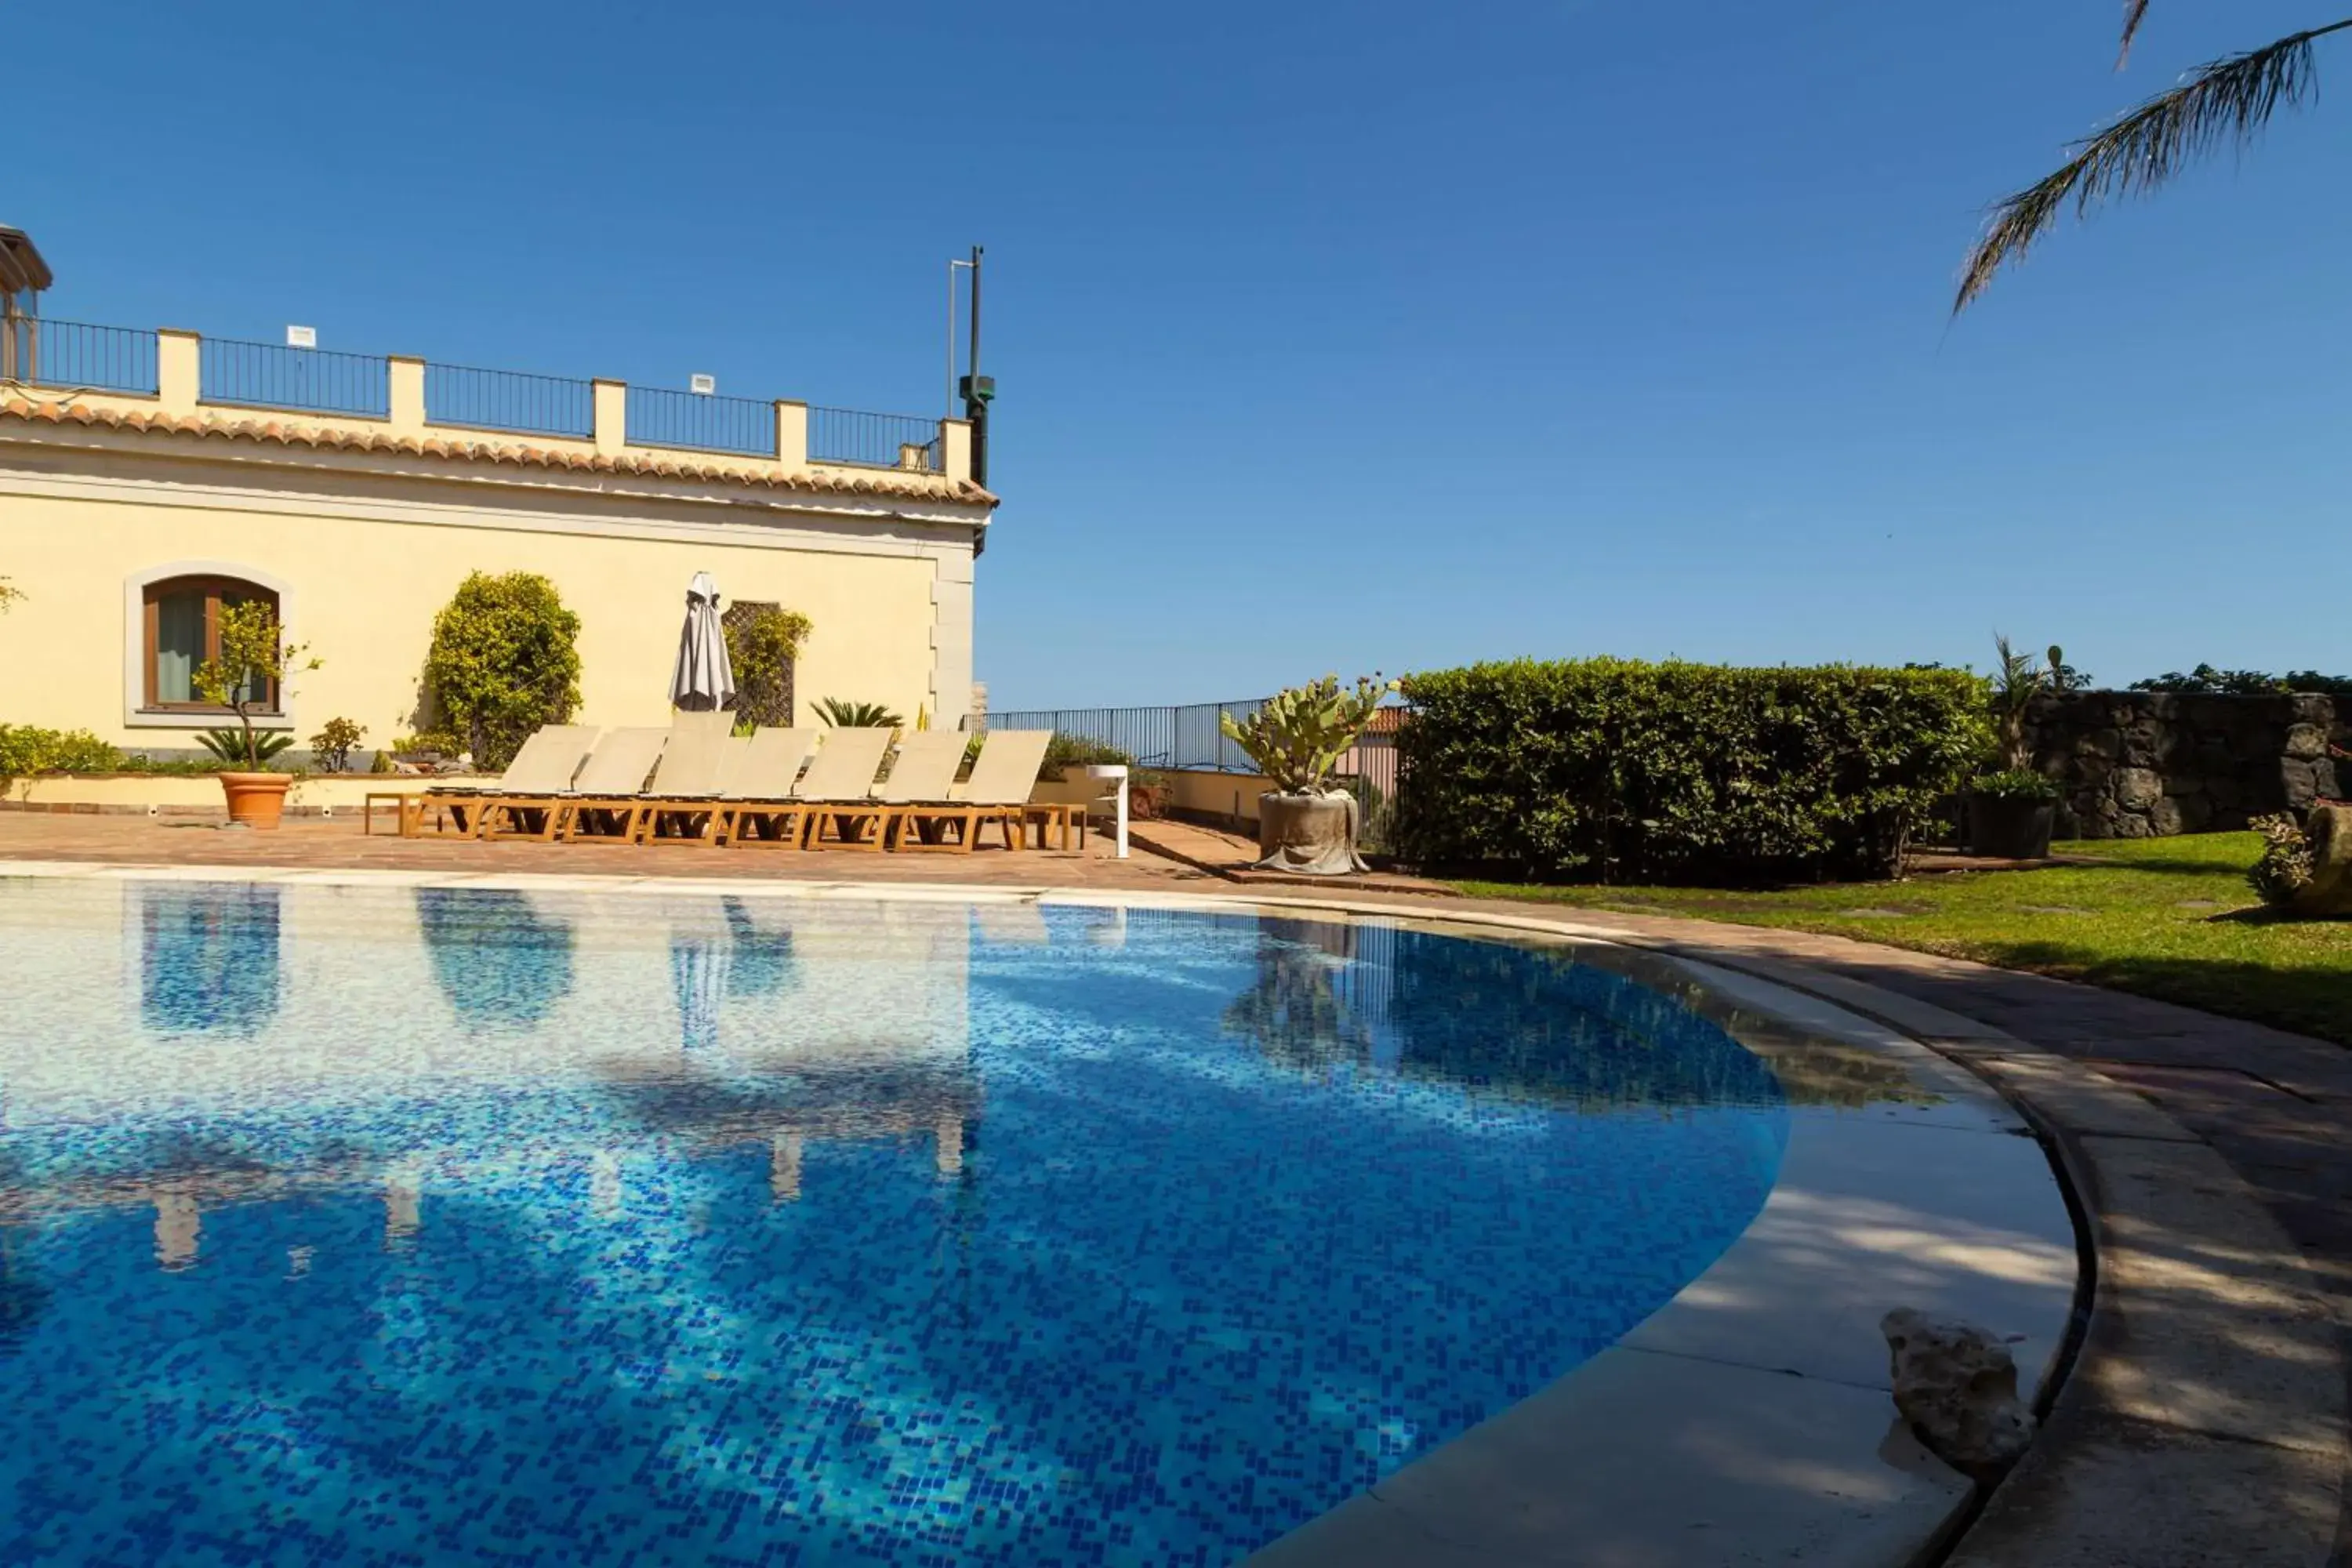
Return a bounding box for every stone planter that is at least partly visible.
[2289,804,2352,917]
[1255,790,1366,876]
[217,771,294,829]
[1965,795,2055,860]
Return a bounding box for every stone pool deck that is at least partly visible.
[0,811,2341,1567]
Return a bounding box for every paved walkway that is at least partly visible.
[1,811,2343,1565]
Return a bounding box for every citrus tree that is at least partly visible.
[194,600,317,769]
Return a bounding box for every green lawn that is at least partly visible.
[1455,833,2352,1046]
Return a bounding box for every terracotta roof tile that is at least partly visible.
[0,395,998,508]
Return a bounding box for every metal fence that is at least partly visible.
[982,699,1266,771]
[978,698,1404,850]
[200,337,390,417]
[6,317,949,463]
[0,318,159,394]
[810,405,942,471]
[426,363,593,438]
[626,385,775,456]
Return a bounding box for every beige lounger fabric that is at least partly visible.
[463,725,605,841]
[721,728,880,848]
[797,728,900,850]
[899,730,1053,851]
[551,728,669,843]
[637,710,739,845]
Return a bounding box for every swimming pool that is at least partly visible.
[0,878,1794,1566]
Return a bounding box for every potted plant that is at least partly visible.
[1220,675,1396,875]
[1965,769,2061,858]
[1964,635,2066,858]
[193,600,317,829]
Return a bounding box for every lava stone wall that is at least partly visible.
[2023,692,2341,839]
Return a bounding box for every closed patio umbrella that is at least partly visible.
[670,572,736,713]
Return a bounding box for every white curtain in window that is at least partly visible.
[154,593,203,702]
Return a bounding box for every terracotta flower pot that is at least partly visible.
[218,771,294,829]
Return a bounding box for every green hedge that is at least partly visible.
[0,726,124,779]
[1392,659,1989,884]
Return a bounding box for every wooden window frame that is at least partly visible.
[140,575,281,716]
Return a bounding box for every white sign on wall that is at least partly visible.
[285,325,318,349]
[689,373,717,396]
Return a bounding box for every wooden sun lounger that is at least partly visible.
[897,730,1059,851]
[779,728,896,851]
[368,724,601,838]
[636,710,739,846]
[408,726,604,840]
[552,727,670,843]
[711,727,826,848]
[866,732,976,851]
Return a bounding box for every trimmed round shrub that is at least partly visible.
[421,572,583,771]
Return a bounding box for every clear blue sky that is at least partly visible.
[9,0,2345,708]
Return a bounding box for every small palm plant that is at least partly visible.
[193,601,318,770]
[815,697,904,728]
[196,728,297,768]
[1219,675,1396,795]
[1987,635,2074,771]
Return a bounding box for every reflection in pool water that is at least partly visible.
[415,885,575,1030]
[138,881,282,1036]
[0,880,1791,1567]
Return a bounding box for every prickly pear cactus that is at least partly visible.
[1219,675,1396,794]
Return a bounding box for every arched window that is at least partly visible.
[140,575,281,712]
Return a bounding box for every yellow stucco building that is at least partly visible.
[0,295,993,762]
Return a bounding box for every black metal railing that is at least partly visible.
[425,363,593,439]
[625,385,774,456]
[6,317,951,463]
[809,405,942,471]
[0,318,160,394]
[201,338,390,417]
[982,699,1272,773]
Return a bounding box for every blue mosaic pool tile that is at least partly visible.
[0,881,1785,1566]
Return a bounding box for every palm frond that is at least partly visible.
[1957,21,2352,313]
[814,697,904,728]
[2118,0,2152,67]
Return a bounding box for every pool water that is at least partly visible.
[0,880,1788,1566]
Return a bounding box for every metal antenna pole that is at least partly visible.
[967,244,982,394]
[948,255,980,421]
[965,245,986,488]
